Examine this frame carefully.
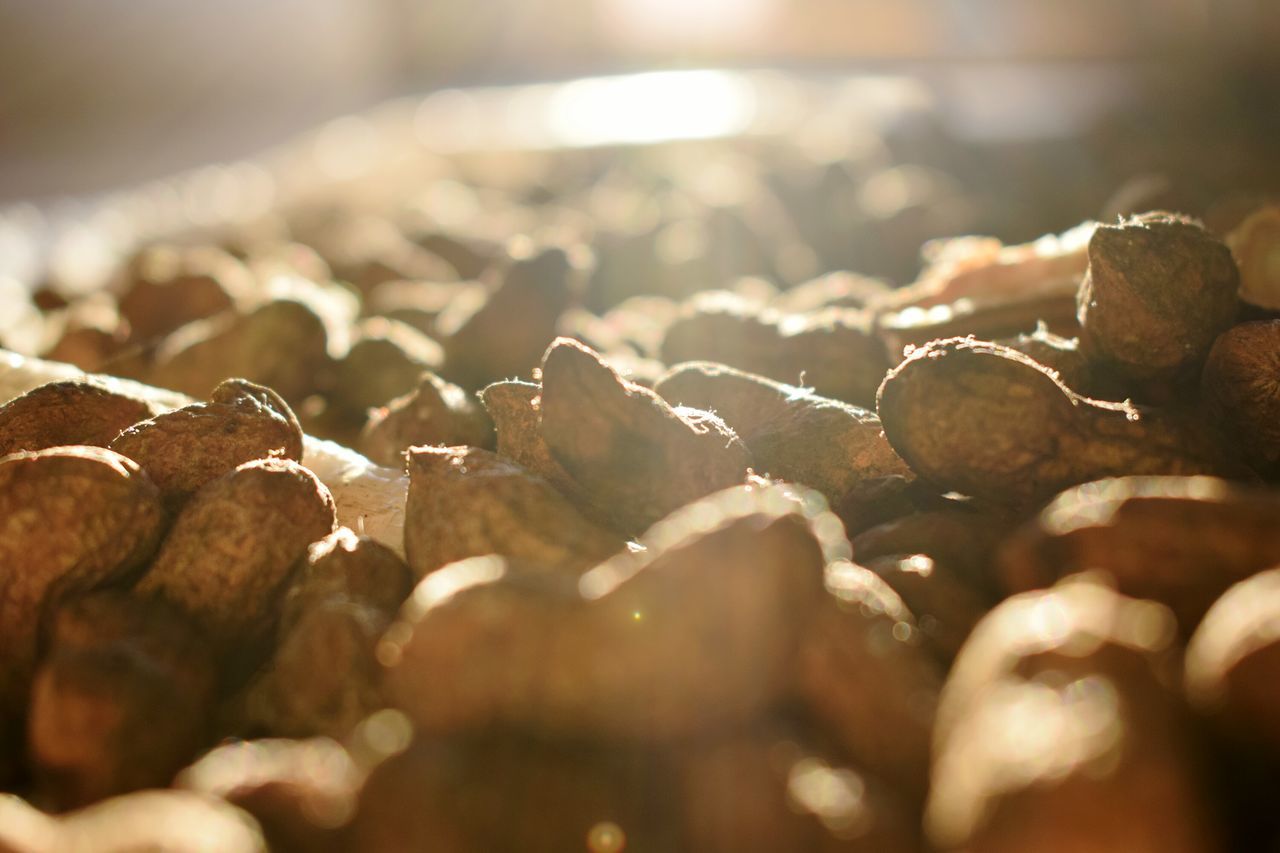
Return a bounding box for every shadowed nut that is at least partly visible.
[136,458,336,649]
[0,380,156,457]
[1201,320,1280,476]
[381,483,834,740]
[479,379,593,509]
[539,338,753,534]
[998,476,1280,633]
[1078,211,1239,385]
[403,445,625,579]
[110,378,304,507]
[876,337,1239,505]
[359,372,494,469]
[327,318,445,423]
[116,244,254,344]
[0,446,165,711]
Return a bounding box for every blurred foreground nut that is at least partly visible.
[877,338,1238,505]
[655,361,911,508]
[927,576,1218,853]
[0,447,164,710]
[382,483,833,739]
[863,554,988,662]
[178,738,360,853]
[116,244,254,343]
[440,244,592,389]
[136,459,336,650]
[358,371,494,468]
[328,318,445,424]
[679,725,920,853]
[539,339,752,534]
[57,789,266,852]
[1201,321,1280,476]
[28,594,215,810]
[0,794,58,852]
[242,529,412,739]
[351,731,679,853]
[660,297,889,407]
[404,446,624,579]
[42,296,132,373]
[1078,212,1239,387]
[1186,569,1280,753]
[1226,204,1280,311]
[999,476,1280,632]
[110,379,304,507]
[792,560,941,798]
[0,380,155,457]
[148,299,331,404]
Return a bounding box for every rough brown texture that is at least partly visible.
[178,738,361,853]
[877,337,1239,505]
[927,577,1218,853]
[441,244,591,389]
[1078,212,1240,386]
[0,380,155,457]
[148,299,331,404]
[328,318,445,422]
[996,323,1093,394]
[792,561,941,799]
[1201,321,1280,476]
[655,361,911,505]
[136,458,336,647]
[358,372,494,468]
[117,244,253,343]
[678,725,920,853]
[660,297,889,407]
[539,339,753,534]
[403,446,625,579]
[479,380,593,508]
[0,447,165,711]
[28,594,215,811]
[998,476,1280,633]
[110,379,304,507]
[382,483,832,740]
[281,527,413,630]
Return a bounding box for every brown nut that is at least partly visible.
[110,379,304,507]
[440,244,592,389]
[654,361,911,508]
[0,447,165,710]
[1186,568,1280,754]
[1201,320,1280,476]
[328,318,445,423]
[1078,211,1239,386]
[877,337,1238,505]
[0,380,155,457]
[995,322,1093,394]
[404,446,625,579]
[381,482,835,740]
[998,476,1280,632]
[57,789,266,852]
[792,560,941,799]
[281,527,413,629]
[42,296,132,373]
[862,554,988,663]
[136,459,336,649]
[539,338,752,534]
[926,576,1216,853]
[116,244,254,344]
[177,738,360,853]
[28,602,215,811]
[879,294,1081,358]
[148,299,331,404]
[478,379,593,509]
[679,724,921,853]
[358,372,494,468]
[660,296,889,407]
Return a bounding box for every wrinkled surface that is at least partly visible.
[1202,320,1280,475]
[0,381,155,457]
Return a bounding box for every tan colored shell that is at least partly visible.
[877,337,1238,505]
[382,483,833,740]
[0,380,155,457]
[0,446,165,709]
[998,476,1280,633]
[403,446,624,578]
[358,372,494,468]
[655,361,911,504]
[136,458,336,645]
[110,379,304,506]
[539,339,752,534]
[56,789,267,852]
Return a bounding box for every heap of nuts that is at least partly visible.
[4,134,1280,853]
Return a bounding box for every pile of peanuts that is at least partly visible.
[2,130,1280,852]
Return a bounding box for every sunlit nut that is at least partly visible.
[999,476,1280,632]
[0,380,155,457]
